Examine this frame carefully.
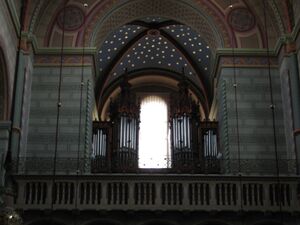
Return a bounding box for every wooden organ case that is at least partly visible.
[170,79,201,172]
[109,78,140,172]
[92,79,219,173]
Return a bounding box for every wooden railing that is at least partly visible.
[14,175,300,212]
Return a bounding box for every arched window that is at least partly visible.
[138,95,171,168]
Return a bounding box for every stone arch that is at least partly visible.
[89,0,226,53]
[99,73,209,120]
[0,48,8,120]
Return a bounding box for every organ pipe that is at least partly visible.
[109,76,140,171]
[170,78,199,169]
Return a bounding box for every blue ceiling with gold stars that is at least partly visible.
[98,17,212,92]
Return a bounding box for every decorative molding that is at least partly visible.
[28,1,43,35]
[220,79,230,173]
[218,56,278,67]
[56,5,85,31]
[4,0,20,36]
[227,7,255,32]
[269,0,286,35]
[90,0,224,53]
[284,42,297,54]
[34,55,94,66]
[84,79,92,173]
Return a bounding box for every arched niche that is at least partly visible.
[99,74,207,121]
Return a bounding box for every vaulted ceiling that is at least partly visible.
[25,0,292,49]
[21,0,294,115]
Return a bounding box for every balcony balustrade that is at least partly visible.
[14,174,300,212]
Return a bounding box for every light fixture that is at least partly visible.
[0,207,22,225]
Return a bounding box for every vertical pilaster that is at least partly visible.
[0,121,11,205]
[280,47,300,173]
[289,53,300,173]
[10,52,26,162]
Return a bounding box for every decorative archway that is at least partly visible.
[89,0,225,53]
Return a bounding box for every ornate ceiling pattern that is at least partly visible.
[98,21,212,91]
[25,0,292,50]
[20,0,295,114]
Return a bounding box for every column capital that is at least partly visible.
[284,42,297,54]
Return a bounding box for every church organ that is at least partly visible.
[91,121,111,172]
[109,77,140,171]
[169,79,201,171]
[92,78,219,173]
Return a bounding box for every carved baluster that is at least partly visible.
[68,182,72,205]
[64,183,69,205]
[246,184,250,207]
[136,183,140,205]
[28,183,32,204]
[220,183,224,205]
[236,182,241,210]
[140,183,143,205]
[121,183,125,204]
[90,182,93,205]
[182,182,189,207]
[94,182,98,205]
[101,182,108,206]
[115,183,119,204]
[281,184,286,207]
[177,183,180,205]
[204,183,208,205]
[290,182,298,209]
[263,183,270,209]
[155,182,162,205]
[32,182,37,204]
[169,183,173,205]
[224,183,228,206]
[253,184,256,206]
[228,183,233,205]
[61,182,65,205]
[45,181,52,207]
[144,183,148,205]
[36,182,41,205]
[148,183,152,205]
[123,183,127,204]
[82,182,86,205]
[127,182,134,206]
[190,184,194,205]
[210,182,216,207]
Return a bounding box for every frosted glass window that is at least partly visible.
[138,95,170,168]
